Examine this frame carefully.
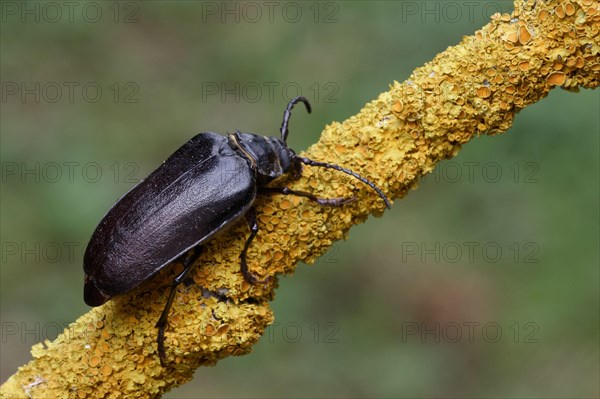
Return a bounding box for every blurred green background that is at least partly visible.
[1,1,598,398]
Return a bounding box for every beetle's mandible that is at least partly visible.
[83,96,391,364]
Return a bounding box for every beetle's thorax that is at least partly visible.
[228,131,301,184]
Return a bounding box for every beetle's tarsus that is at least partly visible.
[240,264,270,285]
[157,327,167,366]
[155,246,203,365]
[261,186,357,207]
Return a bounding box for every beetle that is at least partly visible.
[83,96,391,364]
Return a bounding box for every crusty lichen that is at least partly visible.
[1,1,598,398]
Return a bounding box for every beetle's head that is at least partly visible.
[275,140,303,179]
[229,132,301,184]
[228,97,309,184]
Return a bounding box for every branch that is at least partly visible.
[2,1,598,397]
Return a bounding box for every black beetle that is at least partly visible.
[83,96,391,364]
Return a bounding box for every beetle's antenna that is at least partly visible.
[299,157,392,209]
[280,96,311,143]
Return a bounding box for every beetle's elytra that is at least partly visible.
[83,97,391,364]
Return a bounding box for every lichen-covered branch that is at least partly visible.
[2,1,598,398]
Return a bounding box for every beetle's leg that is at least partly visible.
[156,246,203,366]
[260,186,357,207]
[240,207,269,284]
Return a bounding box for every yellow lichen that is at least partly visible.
[476,86,492,98]
[548,71,567,85]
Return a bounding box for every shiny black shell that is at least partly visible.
[83,132,255,306]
